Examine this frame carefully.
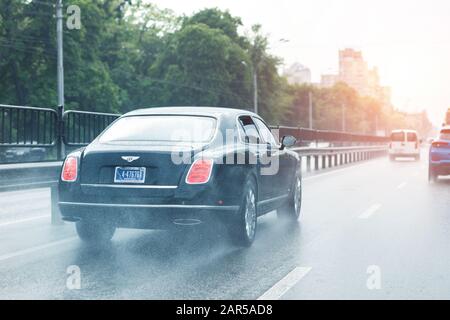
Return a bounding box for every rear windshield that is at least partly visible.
[407,132,417,142]
[99,115,216,144]
[439,129,450,140]
[390,132,405,142]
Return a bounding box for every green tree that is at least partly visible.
[183,8,243,43]
[150,22,251,108]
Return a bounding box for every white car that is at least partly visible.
[389,129,421,161]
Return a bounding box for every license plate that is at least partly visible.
[114,167,146,184]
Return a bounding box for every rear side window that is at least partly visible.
[407,132,417,142]
[390,132,405,142]
[238,116,261,144]
[439,129,450,140]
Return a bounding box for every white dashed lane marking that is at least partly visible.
[397,182,407,190]
[358,204,382,219]
[0,237,78,263]
[258,267,312,300]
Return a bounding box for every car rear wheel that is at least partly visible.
[76,219,116,243]
[278,175,302,221]
[389,155,395,161]
[428,167,438,183]
[229,178,257,247]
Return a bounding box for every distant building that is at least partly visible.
[320,48,391,106]
[339,48,369,95]
[283,63,311,85]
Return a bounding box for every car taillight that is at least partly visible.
[186,159,213,184]
[432,141,449,148]
[61,156,78,182]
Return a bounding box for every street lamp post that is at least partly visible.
[342,103,346,132]
[247,38,289,115]
[56,0,64,110]
[253,68,258,115]
[308,91,313,129]
[56,0,65,160]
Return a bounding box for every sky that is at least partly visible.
[149,0,450,126]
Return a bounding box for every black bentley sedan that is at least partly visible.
[58,107,302,246]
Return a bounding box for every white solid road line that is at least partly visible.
[397,182,407,189]
[0,215,50,228]
[358,204,382,219]
[0,237,78,263]
[257,267,312,300]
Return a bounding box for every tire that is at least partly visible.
[76,219,116,244]
[278,174,302,221]
[428,167,438,183]
[389,155,395,161]
[229,178,257,247]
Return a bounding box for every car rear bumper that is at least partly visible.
[389,150,420,156]
[429,162,450,175]
[59,201,239,229]
[59,201,238,211]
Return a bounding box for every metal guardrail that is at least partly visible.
[0,104,58,147]
[293,145,388,172]
[63,110,119,146]
[0,161,62,192]
[0,104,120,154]
[272,126,389,144]
[0,161,63,224]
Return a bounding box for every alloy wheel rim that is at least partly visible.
[244,188,256,239]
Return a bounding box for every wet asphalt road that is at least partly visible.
[0,151,449,299]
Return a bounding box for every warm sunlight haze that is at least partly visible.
[150,0,450,125]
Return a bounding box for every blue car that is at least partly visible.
[429,126,450,182]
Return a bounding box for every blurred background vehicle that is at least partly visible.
[429,126,450,182]
[389,129,421,161]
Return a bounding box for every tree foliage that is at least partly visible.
[0,1,432,134]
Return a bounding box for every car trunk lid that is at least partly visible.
[79,142,200,198]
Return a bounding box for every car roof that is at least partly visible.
[124,106,257,118]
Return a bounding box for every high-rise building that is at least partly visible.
[320,48,391,106]
[339,49,369,95]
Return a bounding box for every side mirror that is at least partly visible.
[280,135,297,150]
